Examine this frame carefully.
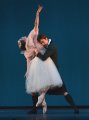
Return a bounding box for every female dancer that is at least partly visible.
[18,5,63,113]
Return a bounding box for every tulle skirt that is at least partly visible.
[25,57,63,94]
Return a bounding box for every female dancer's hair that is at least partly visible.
[18,38,26,51]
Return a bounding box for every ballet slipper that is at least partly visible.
[36,94,45,107]
[42,100,47,114]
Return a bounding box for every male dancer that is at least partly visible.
[32,34,79,114]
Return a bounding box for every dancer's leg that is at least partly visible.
[28,93,38,114]
[42,99,47,114]
[36,87,49,107]
[64,92,79,114]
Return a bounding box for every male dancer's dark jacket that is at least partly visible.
[37,41,58,67]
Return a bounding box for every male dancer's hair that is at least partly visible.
[37,34,47,42]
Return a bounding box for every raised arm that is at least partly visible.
[34,5,43,32]
[26,5,43,51]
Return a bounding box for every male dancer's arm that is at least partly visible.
[37,44,56,60]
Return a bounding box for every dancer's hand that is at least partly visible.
[37,5,43,13]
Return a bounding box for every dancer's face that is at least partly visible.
[40,38,49,47]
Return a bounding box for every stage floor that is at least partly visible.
[0,109,89,120]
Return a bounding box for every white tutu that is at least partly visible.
[25,56,63,94]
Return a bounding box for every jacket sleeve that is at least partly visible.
[37,45,54,61]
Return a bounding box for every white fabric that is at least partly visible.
[24,28,46,77]
[26,57,63,93]
[25,28,63,94]
[48,39,51,45]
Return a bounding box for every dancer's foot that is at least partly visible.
[42,100,47,114]
[36,94,45,107]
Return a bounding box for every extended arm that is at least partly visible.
[26,5,43,51]
[34,5,43,32]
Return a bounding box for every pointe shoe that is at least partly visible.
[36,94,45,107]
[42,100,47,114]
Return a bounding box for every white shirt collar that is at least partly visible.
[48,39,51,45]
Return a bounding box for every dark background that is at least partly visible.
[0,0,89,106]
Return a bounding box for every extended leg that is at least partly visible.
[64,92,79,114]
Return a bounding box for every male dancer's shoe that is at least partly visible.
[64,93,79,114]
[28,95,38,114]
[28,108,37,114]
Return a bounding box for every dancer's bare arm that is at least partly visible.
[34,5,43,32]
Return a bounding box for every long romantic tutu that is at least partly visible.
[25,57,63,94]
